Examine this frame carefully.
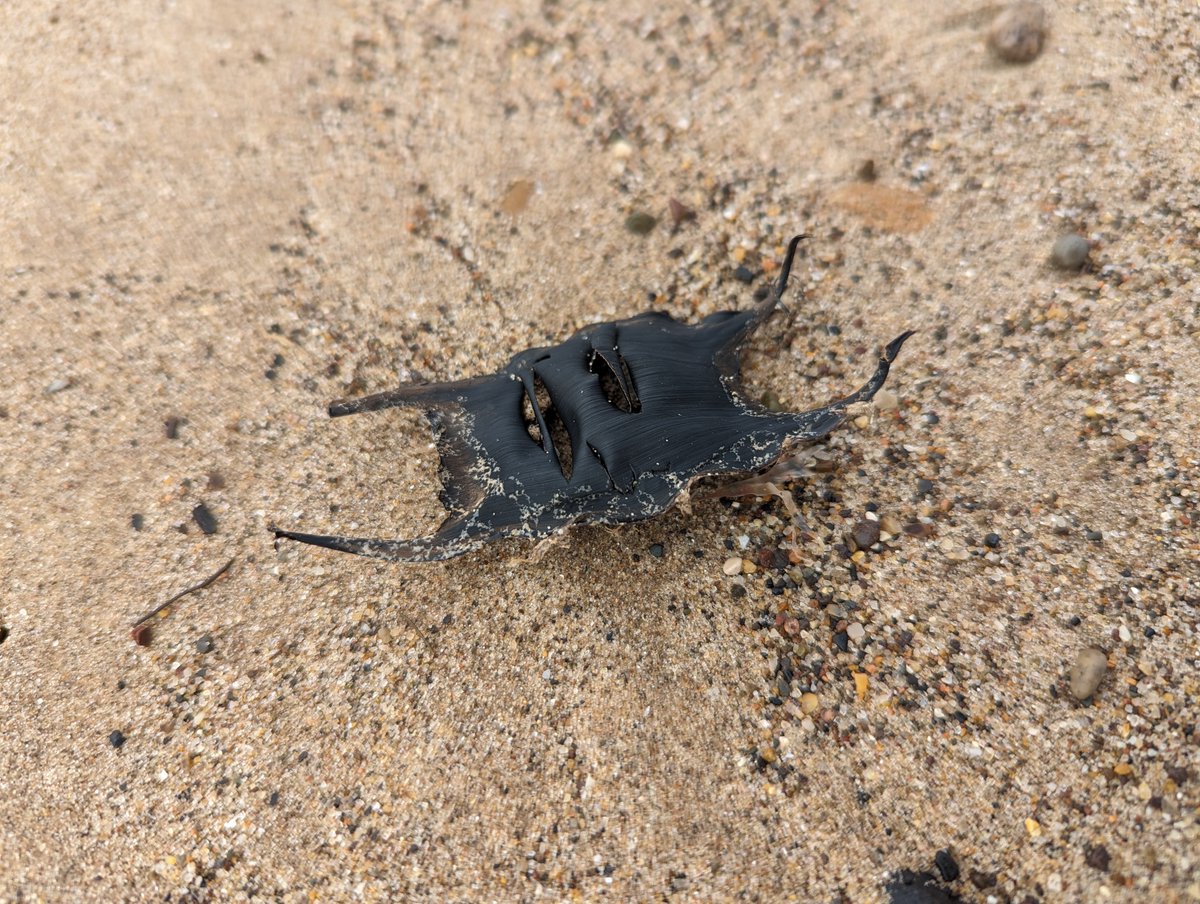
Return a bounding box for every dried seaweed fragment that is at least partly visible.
[275,236,912,562]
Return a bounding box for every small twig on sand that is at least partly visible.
[132,557,235,629]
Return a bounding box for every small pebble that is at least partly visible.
[192,503,218,535]
[799,692,820,715]
[1050,233,1090,270]
[987,2,1047,64]
[879,513,903,535]
[668,198,695,227]
[983,532,1001,548]
[130,623,152,646]
[934,850,960,883]
[722,556,743,576]
[850,519,881,551]
[131,513,144,531]
[109,730,126,749]
[847,622,866,642]
[1069,647,1107,699]
[648,543,664,558]
[195,634,215,655]
[46,377,72,394]
[624,211,657,235]
[1085,844,1111,872]
[873,388,899,411]
[163,415,184,439]
[732,265,756,284]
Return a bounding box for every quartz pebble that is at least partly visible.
[987,2,1047,64]
[1069,647,1107,699]
[722,556,743,576]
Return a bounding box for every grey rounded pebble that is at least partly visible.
[624,211,657,235]
[195,634,215,654]
[987,2,1047,64]
[1051,233,1090,270]
[109,730,126,749]
[850,519,881,551]
[1069,647,1107,699]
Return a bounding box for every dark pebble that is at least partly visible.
[730,584,746,599]
[1085,529,1103,542]
[269,791,280,806]
[192,503,218,534]
[668,198,695,227]
[1084,843,1110,872]
[934,849,960,882]
[916,478,935,495]
[1166,765,1190,785]
[206,471,226,491]
[1068,615,1082,627]
[850,519,881,551]
[109,730,126,749]
[832,631,850,652]
[0,625,8,645]
[130,623,152,646]
[625,211,657,235]
[195,634,215,654]
[649,543,664,558]
[1050,233,1090,270]
[732,265,756,284]
[164,415,184,439]
[983,532,1001,548]
[130,513,144,531]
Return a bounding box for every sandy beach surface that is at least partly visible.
[1,1,1197,901]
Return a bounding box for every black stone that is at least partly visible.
[195,634,214,654]
[983,532,1001,548]
[649,543,664,558]
[934,849,959,882]
[109,730,126,749]
[192,503,218,535]
[131,513,144,531]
